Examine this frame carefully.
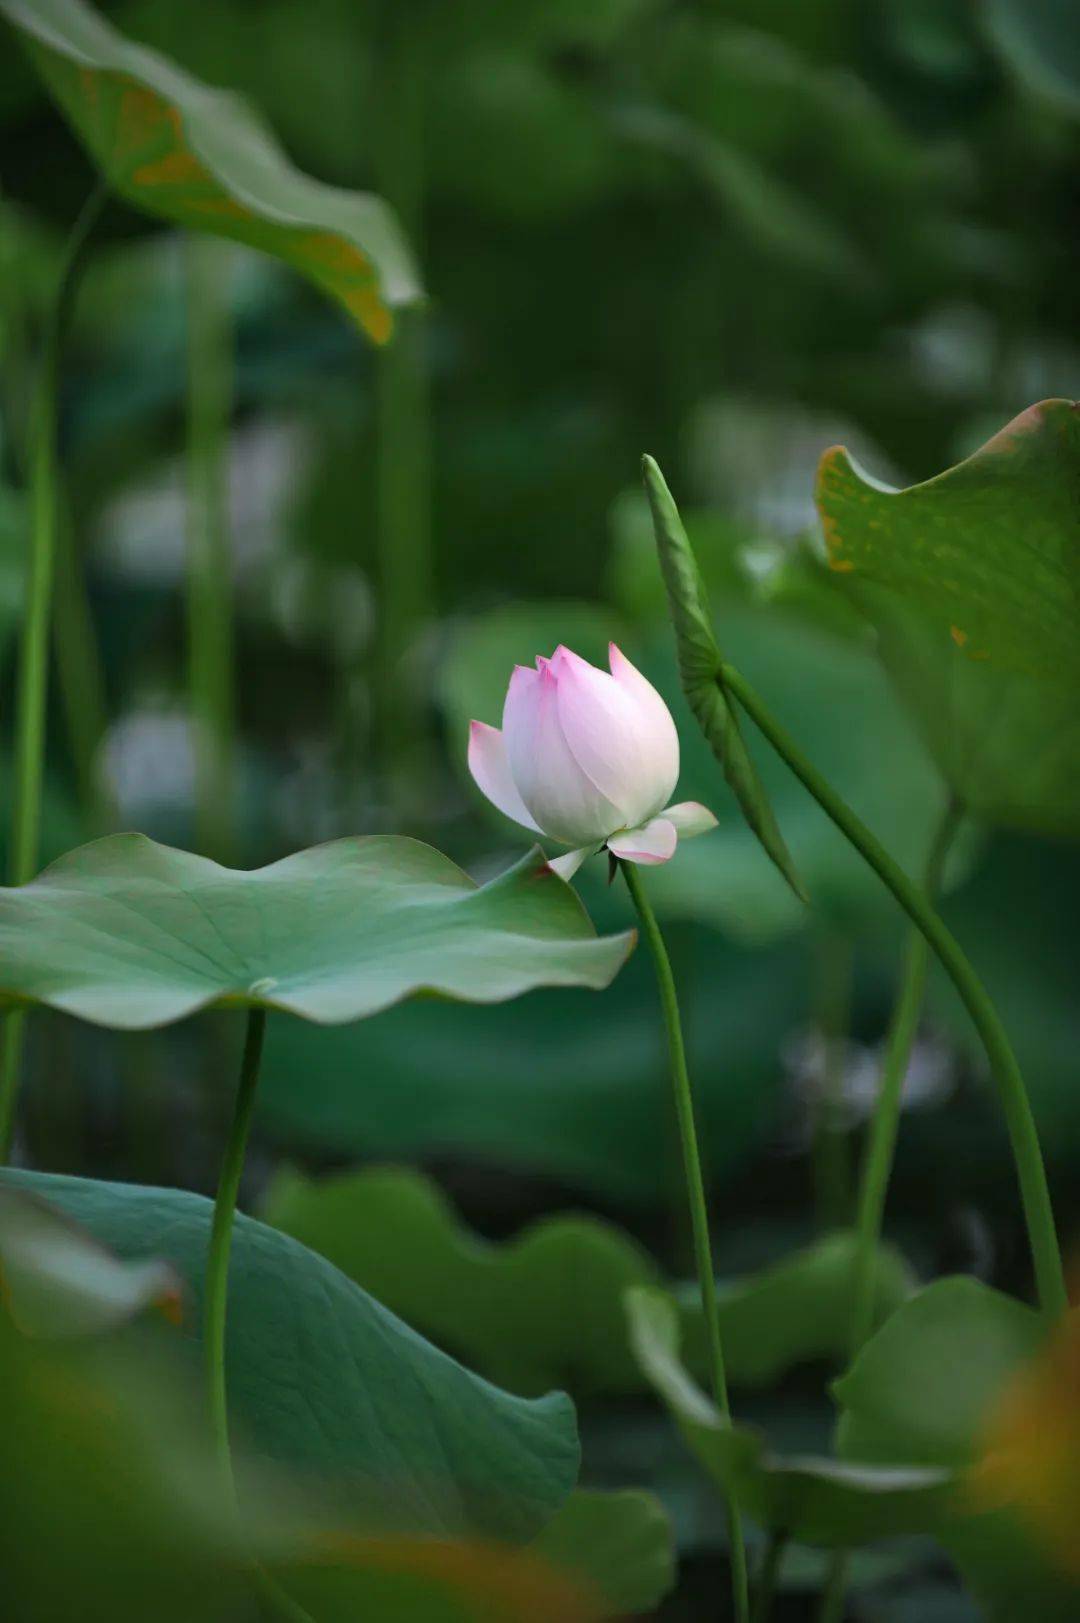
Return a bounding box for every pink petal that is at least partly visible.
[468,721,541,832]
[547,846,592,881]
[663,801,718,838]
[606,644,679,809]
[607,816,678,866]
[503,658,621,846]
[549,645,656,827]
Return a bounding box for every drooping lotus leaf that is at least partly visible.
[627,1287,954,1546]
[2,1168,579,1546]
[264,1164,914,1398]
[0,833,634,1029]
[0,0,421,342]
[816,400,1080,838]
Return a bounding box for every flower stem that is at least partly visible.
[204,1008,266,1494]
[819,795,962,1623]
[621,860,750,1623]
[204,1013,313,1623]
[719,661,1066,1322]
[0,180,108,1164]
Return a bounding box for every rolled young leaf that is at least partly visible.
[0,0,421,342]
[641,454,806,901]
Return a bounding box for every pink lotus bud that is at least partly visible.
[468,643,717,878]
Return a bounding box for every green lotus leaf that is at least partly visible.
[0,833,634,1029]
[627,1286,953,1545]
[1,1169,580,1545]
[0,0,421,341]
[816,400,1080,838]
[264,1164,914,1398]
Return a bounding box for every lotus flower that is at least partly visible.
[468,643,717,879]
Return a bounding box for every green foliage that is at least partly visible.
[816,400,1080,838]
[257,918,802,1202]
[0,1183,179,1336]
[0,833,633,1028]
[532,1488,676,1616]
[626,1286,954,1544]
[641,453,804,902]
[2,1167,580,1544]
[265,1164,914,1397]
[0,0,421,341]
[985,0,1080,117]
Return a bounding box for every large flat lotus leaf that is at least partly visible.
[816,400,1080,837]
[258,914,803,1203]
[264,1166,913,1398]
[1,1169,579,1545]
[0,0,421,342]
[626,1288,953,1546]
[0,833,634,1030]
[1,1276,604,1623]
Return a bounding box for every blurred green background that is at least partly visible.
[2,1,1079,1616]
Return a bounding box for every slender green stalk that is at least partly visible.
[186,235,235,864]
[819,796,962,1623]
[811,933,853,1231]
[53,501,115,835]
[204,1008,266,1493]
[204,1009,313,1623]
[373,8,432,812]
[621,860,750,1623]
[752,1531,786,1623]
[0,182,108,1164]
[720,661,1066,1321]
[846,796,963,1356]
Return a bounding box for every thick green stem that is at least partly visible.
[373,10,431,810]
[621,861,750,1623]
[720,662,1066,1321]
[186,236,236,865]
[204,1008,265,1493]
[0,182,107,1164]
[820,796,962,1623]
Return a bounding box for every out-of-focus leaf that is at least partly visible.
[833,1276,1075,1619]
[0,0,420,341]
[984,0,1080,117]
[531,1488,675,1616]
[265,1165,914,1397]
[642,454,805,902]
[626,1287,954,1544]
[0,1184,180,1337]
[816,400,1080,837]
[834,1277,1045,1470]
[0,833,633,1029]
[258,920,806,1204]
[1,1168,580,1544]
